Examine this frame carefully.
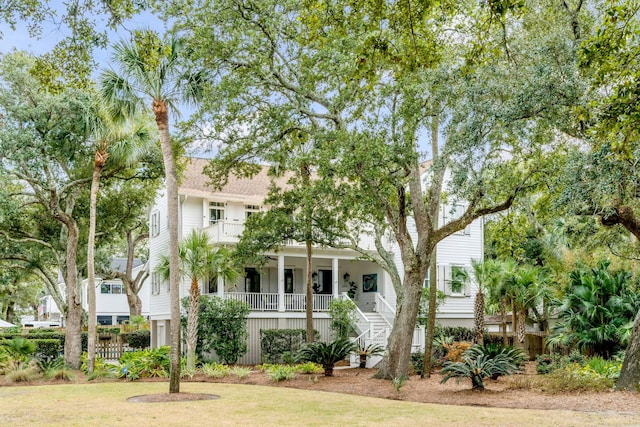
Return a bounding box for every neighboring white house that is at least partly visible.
[27,259,151,327]
[147,158,483,364]
[81,258,151,325]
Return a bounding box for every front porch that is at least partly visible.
[224,292,335,312]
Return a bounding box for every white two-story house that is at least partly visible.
[148,158,483,364]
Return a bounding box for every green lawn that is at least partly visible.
[0,382,635,426]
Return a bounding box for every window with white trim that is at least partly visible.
[151,273,160,295]
[209,202,225,224]
[436,264,471,296]
[151,211,160,237]
[442,203,471,235]
[100,283,124,294]
[245,204,260,220]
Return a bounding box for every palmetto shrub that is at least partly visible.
[548,261,640,358]
[297,338,356,376]
[38,357,75,381]
[441,351,521,390]
[119,346,170,380]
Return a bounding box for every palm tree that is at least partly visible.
[156,230,239,371]
[471,259,500,346]
[101,30,206,393]
[86,112,152,373]
[486,259,514,346]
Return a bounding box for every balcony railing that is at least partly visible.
[204,221,380,251]
[224,292,333,312]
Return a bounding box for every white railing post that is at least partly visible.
[277,255,285,312]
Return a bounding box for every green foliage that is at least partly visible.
[81,352,119,380]
[417,289,447,327]
[437,327,476,343]
[328,299,358,340]
[201,362,231,379]
[196,296,250,364]
[260,329,312,364]
[297,338,357,376]
[411,352,425,376]
[295,362,324,374]
[38,357,75,381]
[465,344,527,379]
[0,337,36,361]
[440,348,522,390]
[32,339,61,362]
[266,364,297,382]
[123,330,150,349]
[549,261,640,358]
[231,366,252,379]
[540,364,618,393]
[119,347,170,380]
[4,361,39,383]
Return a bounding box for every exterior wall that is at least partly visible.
[149,189,171,319]
[236,314,332,365]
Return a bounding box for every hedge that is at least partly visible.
[32,339,62,361]
[122,330,150,349]
[0,332,88,353]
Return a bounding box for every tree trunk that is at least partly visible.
[517,308,526,345]
[154,99,181,393]
[377,269,424,379]
[87,157,104,373]
[421,248,437,378]
[305,240,314,343]
[125,286,143,317]
[63,219,83,369]
[511,300,518,344]
[501,297,508,346]
[186,277,200,371]
[474,291,485,346]
[6,301,15,324]
[617,308,640,390]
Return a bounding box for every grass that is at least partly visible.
[0,382,637,426]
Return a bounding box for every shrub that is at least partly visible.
[411,352,424,375]
[231,366,252,379]
[81,353,119,380]
[540,364,616,393]
[196,296,250,364]
[443,341,473,363]
[32,339,61,362]
[1,337,36,361]
[4,361,39,383]
[439,326,475,343]
[123,329,151,349]
[266,364,297,381]
[119,346,170,379]
[201,362,231,378]
[38,357,75,381]
[328,299,357,340]
[296,362,324,374]
[297,338,357,377]
[441,352,521,390]
[466,344,527,379]
[260,329,313,364]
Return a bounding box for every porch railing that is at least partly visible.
[224,292,333,312]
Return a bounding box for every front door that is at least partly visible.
[318,269,332,294]
[245,268,260,293]
[285,269,294,293]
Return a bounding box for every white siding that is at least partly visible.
[149,189,171,320]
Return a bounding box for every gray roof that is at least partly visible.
[109,257,143,273]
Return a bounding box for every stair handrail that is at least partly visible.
[341,293,371,335]
[374,293,395,327]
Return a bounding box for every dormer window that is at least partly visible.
[209,202,225,224]
[245,204,260,220]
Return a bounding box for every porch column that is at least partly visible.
[278,255,285,312]
[217,268,224,299]
[332,257,339,299]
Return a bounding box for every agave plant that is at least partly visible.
[297,338,356,376]
[440,352,521,390]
